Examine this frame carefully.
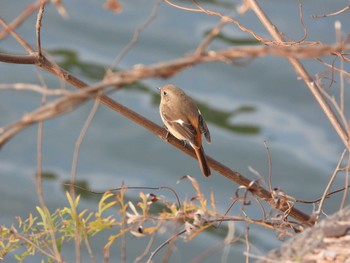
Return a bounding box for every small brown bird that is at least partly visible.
[159,84,211,177]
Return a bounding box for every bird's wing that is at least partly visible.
[162,112,198,146]
[199,114,211,144]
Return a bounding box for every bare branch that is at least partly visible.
[106,0,162,75]
[340,154,350,209]
[194,17,230,56]
[70,95,101,198]
[11,229,57,260]
[0,83,72,96]
[147,229,186,263]
[0,90,91,146]
[164,0,270,44]
[316,149,347,220]
[0,1,42,40]
[0,18,34,53]
[264,141,273,193]
[312,5,350,19]
[246,0,350,149]
[0,53,37,64]
[36,1,46,56]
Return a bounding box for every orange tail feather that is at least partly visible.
[194,146,211,177]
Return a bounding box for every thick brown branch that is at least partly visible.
[0,53,37,64]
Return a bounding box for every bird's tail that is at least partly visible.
[194,146,211,177]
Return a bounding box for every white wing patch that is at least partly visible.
[174,119,185,125]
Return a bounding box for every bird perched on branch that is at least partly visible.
[159,84,211,177]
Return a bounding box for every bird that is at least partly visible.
[159,84,211,177]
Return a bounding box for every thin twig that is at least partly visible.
[0,0,42,40]
[70,95,101,198]
[0,83,72,96]
[146,229,186,263]
[295,183,350,204]
[340,153,350,209]
[121,210,127,263]
[83,234,97,263]
[34,9,63,261]
[134,222,160,263]
[161,229,176,263]
[245,225,250,263]
[0,90,91,146]
[335,21,345,114]
[70,98,102,263]
[1,43,350,67]
[11,229,56,260]
[65,184,182,209]
[189,234,241,263]
[297,0,307,44]
[221,221,235,262]
[195,17,230,56]
[0,18,33,53]
[36,1,46,56]
[312,5,350,19]
[279,0,308,44]
[35,70,47,211]
[35,69,63,262]
[316,149,347,220]
[317,57,350,79]
[320,89,349,138]
[263,141,273,193]
[164,0,270,44]
[106,0,162,76]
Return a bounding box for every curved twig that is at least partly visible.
[146,229,186,263]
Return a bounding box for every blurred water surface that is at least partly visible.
[1,1,349,262]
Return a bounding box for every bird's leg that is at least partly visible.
[161,126,171,142]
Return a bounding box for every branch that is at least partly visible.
[312,5,350,18]
[247,0,350,149]
[0,90,90,146]
[36,1,46,56]
[0,1,42,40]
[0,53,37,64]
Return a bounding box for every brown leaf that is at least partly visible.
[103,0,123,13]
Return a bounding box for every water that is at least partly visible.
[1,0,349,262]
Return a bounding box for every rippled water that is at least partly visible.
[1,1,349,262]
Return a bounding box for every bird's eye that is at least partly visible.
[163,91,167,96]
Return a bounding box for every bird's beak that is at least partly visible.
[156,86,161,91]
